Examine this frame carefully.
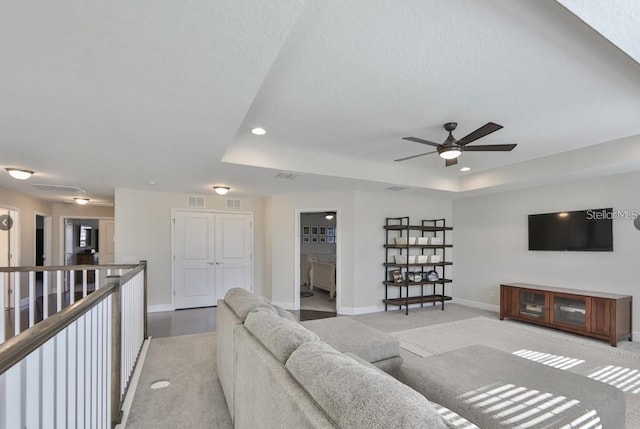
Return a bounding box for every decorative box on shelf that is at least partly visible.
[394,236,416,245]
[394,255,416,264]
[430,237,443,245]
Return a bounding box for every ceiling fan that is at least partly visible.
[395,122,517,167]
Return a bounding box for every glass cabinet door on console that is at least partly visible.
[550,294,590,331]
[518,290,549,323]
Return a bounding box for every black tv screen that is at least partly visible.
[528,208,613,251]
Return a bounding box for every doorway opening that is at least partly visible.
[35,213,51,282]
[298,211,337,313]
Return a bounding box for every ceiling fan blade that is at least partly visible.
[457,122,503,146]
[394,151,437,162]
[445,158,458,167]
[402,136,441,147]
[462,144,517,152]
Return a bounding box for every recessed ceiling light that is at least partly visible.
[213,186,230,195]
[74,197,90,205]
[251,127,266,135]
[6,168,34,180]
[148,180,157,185]
[460,167,471,172]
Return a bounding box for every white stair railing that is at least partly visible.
[0,261,148,428]
[0,264,138,345]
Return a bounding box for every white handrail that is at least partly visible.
[0,261,147,428]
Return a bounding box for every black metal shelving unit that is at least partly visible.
[383,217,453,315]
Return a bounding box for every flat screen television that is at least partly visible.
[528,208,613,251]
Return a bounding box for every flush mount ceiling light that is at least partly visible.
[74,197,90,205]
[325,212,335,220]
[213,186,230,196]
[460,167,471,172]
[6,168,34,180]
[251,127,266,135]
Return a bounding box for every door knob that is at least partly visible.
[215,262,223,265]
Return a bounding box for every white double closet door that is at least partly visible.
[172,210,252,309]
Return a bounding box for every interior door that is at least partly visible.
[98,219,115,265]
[173,211,216,309]
[214,213,252,299]
[1,208,19,315]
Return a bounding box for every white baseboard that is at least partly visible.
[147,304,173,313]
[451,297,500,313]
[338,304,385,315]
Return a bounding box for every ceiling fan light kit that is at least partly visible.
[438,147,461,160]
[397,121,517,167]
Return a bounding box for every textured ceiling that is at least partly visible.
[1,0,639,204]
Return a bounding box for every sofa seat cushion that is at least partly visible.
[244,306,319,363]
[399,345,626,429]
[301,317,400,363]
[286,341,448,429]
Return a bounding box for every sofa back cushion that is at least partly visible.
[244,306,319,363]
[286,341,448,429]
[224,288,266,322]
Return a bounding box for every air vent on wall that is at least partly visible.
[187,196,205,209]
[33,184,87,194]
[226,198,242,210]
[275,172,303,180]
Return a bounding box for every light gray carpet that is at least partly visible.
[125,332,232,429]
[392,316,640,428]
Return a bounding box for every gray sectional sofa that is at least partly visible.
[217,288,449,428]
[217,288,626,428]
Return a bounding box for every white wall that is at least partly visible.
[453,171,640,327]
[114,188,265,309]
[266,189,452,313]
[0,187,52,266]
[352,191,453,311]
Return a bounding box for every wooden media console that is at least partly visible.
[500,283,632,346]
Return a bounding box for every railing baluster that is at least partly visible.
[56,329,68,428]
[111,279,122,424]
[70,270,75,305]
[5,363,22,428]
[91,304,98,429]
[43,270,49,320]
[67,320,77,429]
[57,270,63,313]
[28,271,35,328]
[97,300,103,429]
[83,270,88,298]
[42,337,55,427]
[77,315,86,427]
[26,349,42,428]
[13,273,20,336]
[0,273,5,344]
